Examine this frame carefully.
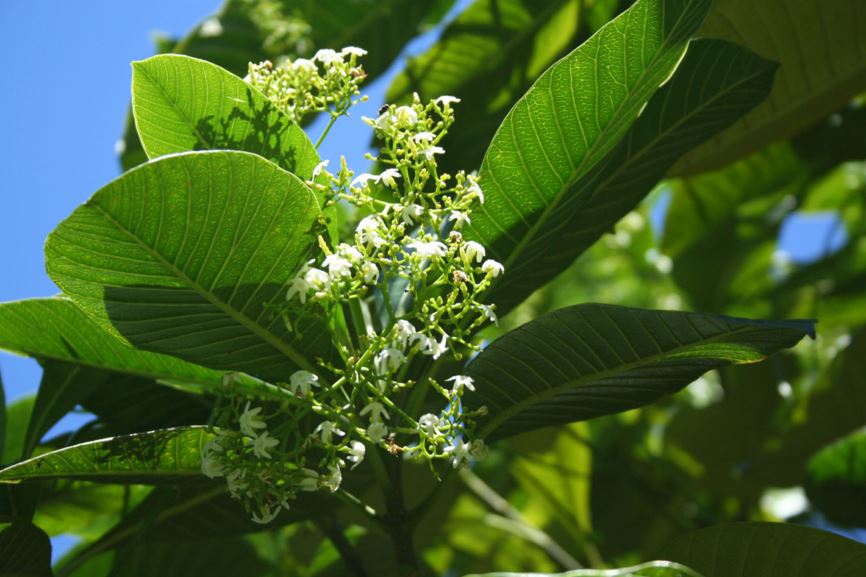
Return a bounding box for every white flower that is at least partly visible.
[323,464,342,492]
[298,468,319,492]
[323,254,353,279]
[420,145,445,161]
[341,46,367,57]
[409,240,447,259]
[314,420,345,444]
[461,241,486,264]
[360,401,390,422]
[356,215,385,248]
[481,259,504,277]
[200,450,224,478]
[435,95,461,106]
[292,58,316,74]
[226,468,247,497]
[286,275,311,303]
[378,168,401,188]
[443,441,471,468]
[375,347,405,374]
[413,132,436,142]
[314,48,343,65]
[304,268,330,290]
[239,402,266,437]
[346,440,366,469]
[401,203,424,225]
[251,504,280,524]
[448,211,470,228]
[446,375,476,394]
[253,431,279,459]
[351,173,378,188]
[393,320,417,348]
[417,413,441,436]
[466,178,484,204]
[289,370,319,396]
[375,112,395,132]
[199,17,223,37]
[311,159,329,179]
[394,105,418,127]
[337,243,363,264]
[479,304,498,325]
[412,332,449,359]
[360,262,379,284]
[367,421,388,443]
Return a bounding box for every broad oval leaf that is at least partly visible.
[487,39,778,312]
[466,0,712,310]
[464,304,814,441]
[45,151,333,382]
[805,430,866,528]
[132,54,319,179]
[465,561,704,577]
[658,522,866,576]
[673,0,866,174]
[0,426,213,484]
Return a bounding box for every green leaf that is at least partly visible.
[805,430,866,528]
[464,304,814,441]
[108,537,271,577]
[673,0,866,174]
[0,369,5,464]
[486,39,778,312]
[45,151,333,382]
[462,0,712,311]
[465,561,704,576]
[0,522,53,577]
[658,522,866,576]
[0,426,213,484]
[3,396,35,465]
[132,54,319,179]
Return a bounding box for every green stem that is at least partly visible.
[315,112,340,149]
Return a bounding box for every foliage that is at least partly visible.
[2,0,866,575]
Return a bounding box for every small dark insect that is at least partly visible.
[378,104,390,115]
[386,435,403,456]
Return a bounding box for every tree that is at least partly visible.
[1,0,865,575]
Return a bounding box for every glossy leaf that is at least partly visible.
[659,522,866,576]
[464,304,814,441]
[0,426,213,484]
[132,54,319,178]
[45,151,333,382]
[466,561,703,577]
[487,39,778,312]
[673,0,866,174]
[805,430,866,528]
[0,522,53,577]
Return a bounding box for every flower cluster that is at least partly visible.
[207,50,499,522]
[245,47,368,124]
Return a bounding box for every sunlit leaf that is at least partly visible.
[45,151,333,382]
[805,429,866,528]
[0,426,213,484]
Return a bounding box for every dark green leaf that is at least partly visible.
[3,396,35,466]
[805,430,866,528]
[132,54,319,179]
[45,151,333,383]
[0,369,5,464]
[658,522,866,576]
[108,537,271,577]
[673,0,866,174]
[0,522,53,577]
[0,426,213,484]
[464,304,814,441]
[487,39,778,312]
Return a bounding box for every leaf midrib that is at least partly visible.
[483,1,695,276]
[90,200,316,374]
[478,323,771,437]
